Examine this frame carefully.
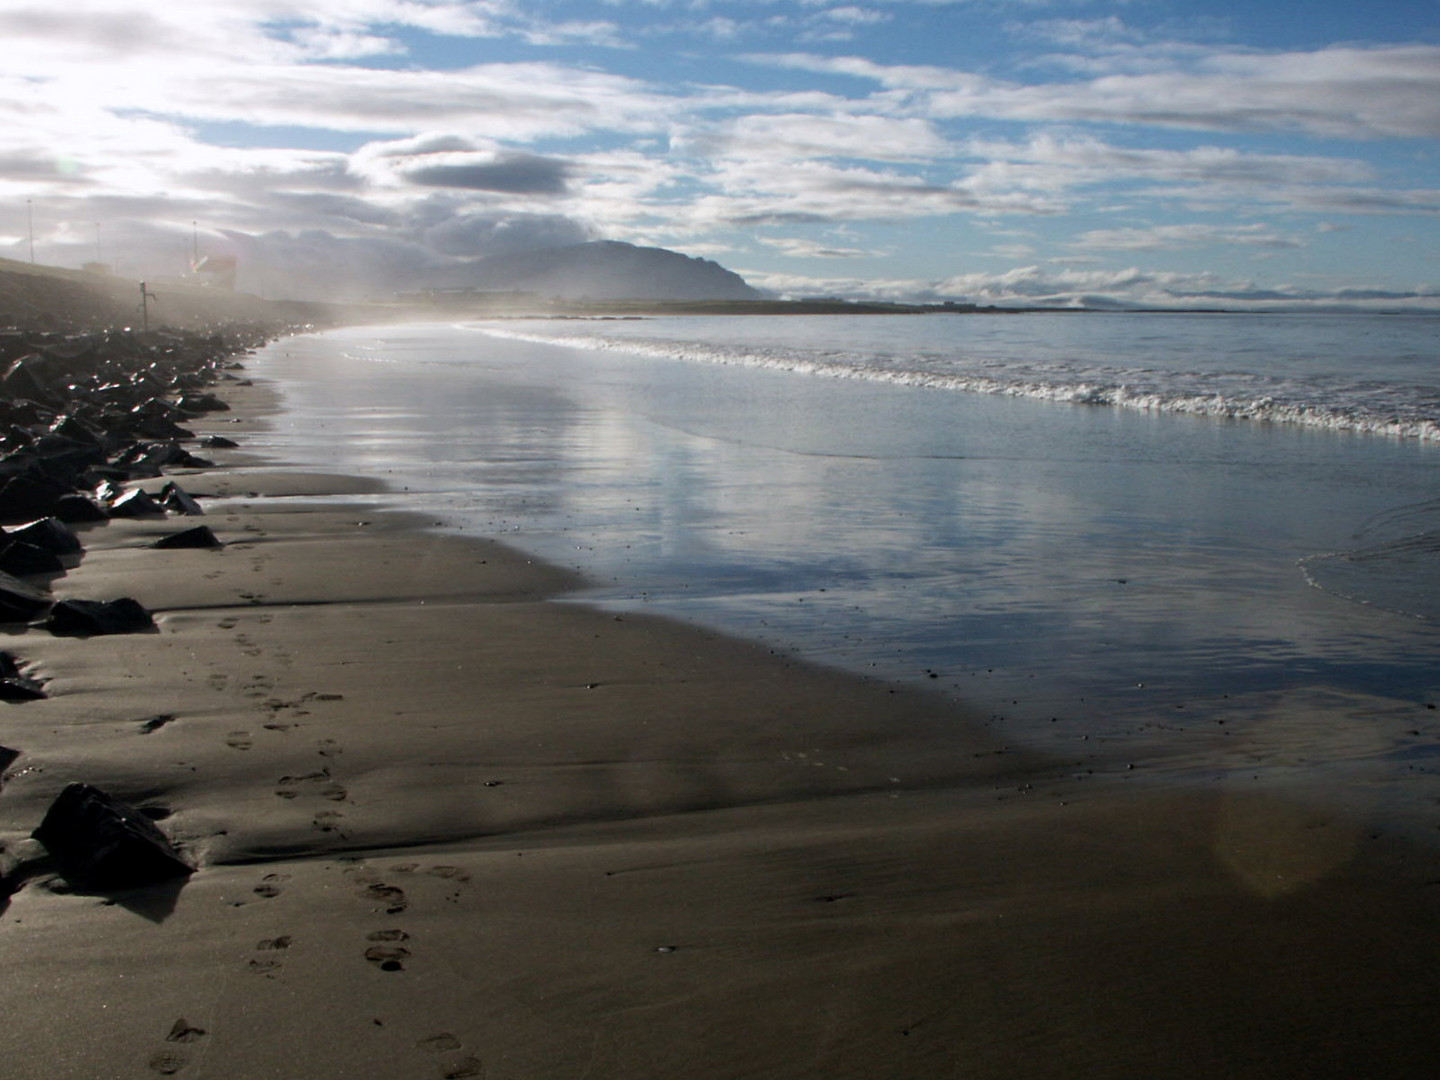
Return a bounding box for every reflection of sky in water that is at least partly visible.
[249,323,1440,819]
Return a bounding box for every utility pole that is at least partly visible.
[140,281,157,331]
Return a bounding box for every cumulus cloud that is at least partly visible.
[404,154,572,195]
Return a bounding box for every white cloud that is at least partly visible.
[739,263,1440,311]
[677,113,952,163]
[756,236,880,258]
[1070,224,1306,252]
[754,44,1440,139]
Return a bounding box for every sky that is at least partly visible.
[2,0,1438,308]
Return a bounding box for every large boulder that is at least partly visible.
[0,570,52,623]
[32,783,191,890]
[45,597,155,636]
[0,540,63,577]
[6,516,83,556]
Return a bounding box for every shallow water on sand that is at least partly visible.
[248,319,1440,836]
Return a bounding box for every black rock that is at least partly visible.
[197,435,238,449]
[159,482,204,516]
[128,400,194,441]
[0,540,63,576]
[53,493,109,524]
[7,516,83,555]
[106,488,164,518]
[175,393,230,414]
[45,597,155,636]
[0,652,45,701]
[0,473,69,521]
[1,358,60,405]
[151,526,221,550]
[0,570,52,623]
[32,783,192,890]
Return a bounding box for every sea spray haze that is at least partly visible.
[252,311,1440,835]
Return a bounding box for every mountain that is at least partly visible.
[426,241,763,301]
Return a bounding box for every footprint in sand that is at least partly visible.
[147,1018,207,1075]
[360,883,408,914]
[246,932,291,976]
[217,617,238,630]
[147,1050,189,1076]
[415,1031,487,1080]
[274,772,346,801]
[225,731,252,751]
[253,872,289,899]
[364,944,411,972]
[365,929,411,973]
[442,1056,485,1078]
[312,810,345,834]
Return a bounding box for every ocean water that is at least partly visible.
[247,312,1440,833]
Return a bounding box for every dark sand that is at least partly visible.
[0,365,1437,1079]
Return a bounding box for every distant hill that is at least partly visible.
[426,241,763,301]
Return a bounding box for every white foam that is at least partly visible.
[474,324,1440,442]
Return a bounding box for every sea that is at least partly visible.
[247,311,1440,836]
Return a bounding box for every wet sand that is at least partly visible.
[1,369,1438,1079]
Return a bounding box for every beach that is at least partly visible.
[1,325,1439,1079]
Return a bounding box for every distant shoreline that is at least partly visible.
[4,255,1431,333]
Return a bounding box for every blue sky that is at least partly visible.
[2,0,1437,307]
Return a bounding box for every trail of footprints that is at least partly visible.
[150,607,482,1074]
[220,862,481,1077]
[207,608,352,831]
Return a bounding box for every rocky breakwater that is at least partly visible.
[0,322,291,902]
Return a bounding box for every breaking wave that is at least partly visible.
[474,323,1440,442]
